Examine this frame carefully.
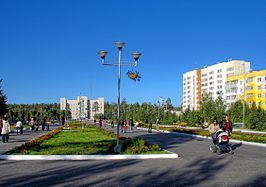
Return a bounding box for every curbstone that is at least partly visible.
[0,153,178,160]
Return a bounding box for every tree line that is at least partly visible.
[5,103,63,124]
[180,93,266,130]
[102,98,179,125]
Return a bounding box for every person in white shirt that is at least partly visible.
[16,120,23,134]
[2,116,11,143]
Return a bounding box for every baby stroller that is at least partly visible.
[210,129,233,154]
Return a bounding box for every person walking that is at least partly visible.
[129,119,134,133]
[124,121,128,133]
[99,118,103,128]
[148,120,152,133]
[16,120,23,134]
[207,119,220,145]
[0,118,3,136]
[120,120,124,133]
[42,120,46,131]
[111,120,114,128]
[30,118,35,131]
[221,115,233,137]
[156,119,160,132]
[2,116,10,143]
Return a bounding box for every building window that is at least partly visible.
[217,74,222,78]
[227,67,234,71]
[217,69,222,73]
[246,77,254,83]
[258,85,262,90]
[265,93,266,98]
[247,93,253,98]
[209,71,214,75]
[257,77,262,82]
[246,86,253,90]
[258,94,262,98]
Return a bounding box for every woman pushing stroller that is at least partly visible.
[208,115,233,154]
[208,118,220,145]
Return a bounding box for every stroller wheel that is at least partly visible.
[227,146,234,154]
[209,145,217,153]
[217,147,222,155]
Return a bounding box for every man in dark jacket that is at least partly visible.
[220,115,233,136]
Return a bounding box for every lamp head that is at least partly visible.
[98,50,108,64]
[115,41,125,50]
[132,51,141,62]
[98,50,108,59]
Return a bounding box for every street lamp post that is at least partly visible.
[98,42,141,153]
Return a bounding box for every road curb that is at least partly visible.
[0,152,178,160]
[137,127,266,148]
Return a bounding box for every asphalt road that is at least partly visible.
[0,126,265,187]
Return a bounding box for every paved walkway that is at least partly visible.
[0,125,59,155]
[0,124,265,186]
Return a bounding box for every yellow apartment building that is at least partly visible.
[226,70,266,110]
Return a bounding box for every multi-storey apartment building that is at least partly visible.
[182,59,250,111]
[226,70,266,110]
[182,70,201,111]
[60,96,104,120]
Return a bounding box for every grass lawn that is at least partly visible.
[11,127,167,155]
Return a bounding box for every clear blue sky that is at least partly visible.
[1,0,266,106]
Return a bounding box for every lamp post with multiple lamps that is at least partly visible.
[98,41,141,153]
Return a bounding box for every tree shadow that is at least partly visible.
[0,160,140,187]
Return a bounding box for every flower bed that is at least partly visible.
[7,127,63,154]
[159,127,266,143]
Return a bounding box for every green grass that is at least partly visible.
[25,128,116,155]
[12,127,167,155]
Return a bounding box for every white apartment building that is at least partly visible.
[182,59,250,111]
[182,69,201,111]
[60,96,104,120]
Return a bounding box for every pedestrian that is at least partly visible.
[0,118,3,136]
[30,118,35,131]
[148,120,152,133]
[124,121,128,133]
[16,120,23,134]
[207,118,220,145]
[35,121,39,131]
[221,115,233,137]
[42,120,46,131]
[99,118,102,128]
[47,121,50,131]
[129,119,134,133]
[2,116,10,143]
[120,120,124,133]
[111,120,114,128]
[156,119,160,131]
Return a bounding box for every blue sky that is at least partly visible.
[1,0,266,106]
